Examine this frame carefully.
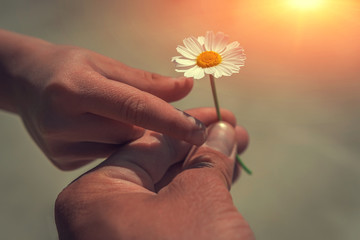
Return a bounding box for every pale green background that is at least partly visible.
[1,0,360,239]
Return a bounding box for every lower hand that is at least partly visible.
[55,108,254,240]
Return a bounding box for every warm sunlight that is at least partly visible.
[288,0,325,9]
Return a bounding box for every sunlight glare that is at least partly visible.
[288,0,325,9]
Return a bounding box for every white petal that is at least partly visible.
[193,67,205,79]
[175,68,188,73]
[224,58,245,66]
[220,62,240,72]
[213,32,229,53]
[183,37,203,55]
[222,50,245,59]
[183,65,199,77]
[221,48,246,66]
[176,45,197,59]
[223,54,245,62]
[175,58,196,66]
[222,47,245,58]
[213,67,223,78]
[223,55,245,62]
[175,63,196,68]
[216,65,232,76]
[197,36,205,46]
[171,56,181,62]
[184,65,205,79]
[204,67,216,74]
[225,41,240,51]
[204,31,215,51]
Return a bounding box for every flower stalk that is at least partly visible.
[209,74,252,175]
[209,74,222,121]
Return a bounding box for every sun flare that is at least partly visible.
[288,0,324,9]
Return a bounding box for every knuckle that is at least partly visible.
[121,94,148,124]
[36,113,62,138]
[142,70,154,83]
[55,172,100,236]
[188,151,220,168]
[141,70,163,87]
[42,80,73,110]
[54,183,82,235]
[188,150,234,188]
[37,79,81,137]
[36,109,65,139]
[55,45,90,64]
[55,189,70,222]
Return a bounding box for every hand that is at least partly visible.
[0,30,206,170]
[55,108,254,240]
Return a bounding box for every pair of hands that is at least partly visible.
[0,30,254,239]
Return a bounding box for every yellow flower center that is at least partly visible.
[196,51,222,68]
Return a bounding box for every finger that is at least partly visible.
[95,57,194,102]
[96,131,192,191]
[154,161,183,192]
[55,113,145,144]
[156,124,249,189]
[235,125,249,154]
[165,122,237,194]
[233,125,250,182]
[185,107,237,127]
[48,141,120,170]
[186,107,249,153]
[80,77,207,146]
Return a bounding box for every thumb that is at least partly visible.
[169,121,237,192]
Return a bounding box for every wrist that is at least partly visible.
[0,29,53,113]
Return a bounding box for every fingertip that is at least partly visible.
[219,109,237,127]
[170,76,194,100]
[180,122,238,190]
[235,126,249,154]
[175,76,194,89]
[232,162,241,183]
[151,75,194,102]
[185,107,237,127]
[178,110,207,146]
[204,122,236,157]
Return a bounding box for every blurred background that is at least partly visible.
[0,0,359,239]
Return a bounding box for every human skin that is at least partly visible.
[55,109,254,240]
[0,29,209,170]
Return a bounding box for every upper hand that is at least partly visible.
[9,42,206,170]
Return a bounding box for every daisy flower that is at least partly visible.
[172,31,252,175]
[172,31,246,79]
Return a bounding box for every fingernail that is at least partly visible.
[176,108,207,145]
[204,122,236,157]
[191,125,207,146]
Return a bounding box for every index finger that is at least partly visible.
[78,76,207,146]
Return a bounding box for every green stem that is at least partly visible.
[236,155,252,175]
[209,74,252,175]
[209,74,222,121]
